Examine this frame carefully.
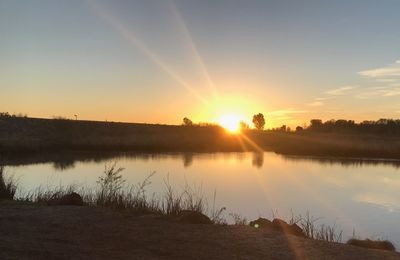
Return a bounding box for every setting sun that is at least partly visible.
[218,114,242,133]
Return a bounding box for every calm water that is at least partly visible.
[4,152,400,247]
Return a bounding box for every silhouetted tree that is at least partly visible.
[310,119,323,129]
[239,121,249,130]
[303,118,400,135]
[0,112,10,118]
[252,113,265,130]
[183,117,193,126]
[296,126,303,132]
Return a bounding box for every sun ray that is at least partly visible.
[169,0,220,100]
[86,0,210,107]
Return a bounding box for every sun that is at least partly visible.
[218,114,242,133]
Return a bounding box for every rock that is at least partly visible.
[48,192,83,206]
[249,218,273,229]
[272,218,306,237]
[177,210,212,224]
[347,239,395,251]
[289,223,305,237]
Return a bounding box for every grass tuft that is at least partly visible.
[229,212,248,225]
[0,166,17,200]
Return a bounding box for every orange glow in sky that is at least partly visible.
[2,1,400,128]
[218,114,242,133]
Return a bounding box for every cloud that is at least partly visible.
[383,88,400,97]
[357,60,400,99]
[359,68,400,78]
[359,60,400,78]
[325,86,357,95]
[375,78,397,83]
[315,97,331,101]
[355,86,400,99]
[307,101,324,107]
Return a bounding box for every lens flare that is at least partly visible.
[218,114,241,133]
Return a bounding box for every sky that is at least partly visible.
[1,0,400,128]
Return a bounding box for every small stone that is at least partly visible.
[249,218,272,229]
[177,210,212,224]
[48,192,83,206]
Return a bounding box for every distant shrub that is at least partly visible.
[0,112,11,118]
[52,116,70,120]
[0,112,27,118]
[183,117,193,126]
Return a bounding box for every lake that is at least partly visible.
[3,151,400,247]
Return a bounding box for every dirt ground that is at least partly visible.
[0,201,399,260]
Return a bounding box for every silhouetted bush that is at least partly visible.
[182,117,193,126]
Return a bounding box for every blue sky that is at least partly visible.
[1,0,400,127]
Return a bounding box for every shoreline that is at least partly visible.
[2,150,400,169]
[2,116,400,159]
[0,201,399,259]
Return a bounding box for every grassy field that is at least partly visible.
[1,116,400,159]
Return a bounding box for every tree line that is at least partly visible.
[303,118,400,135]
[183,113,266,130]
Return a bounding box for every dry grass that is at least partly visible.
[273,210,343,243]
[18,163,224,222]
[229,213,248,225]
[0,166,17,200]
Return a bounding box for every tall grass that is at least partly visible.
[0,166,17,200]
[21,163,223,220]
[288,211,343,243]
[270,210,343,242]
[23,184,80,204]
[229,213,248,225]
[17,167,346,240]
[210,190,227,225]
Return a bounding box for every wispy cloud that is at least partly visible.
[355,88,385,99]
[355,86,400,99]
[359,60,400,78]
[375,78,397,83]
[307,60,400,108]
[307,101,324,107]
[355,59,400,99]
[325,86,357,95]
[383,88,400,97]
[315,97,331,101]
